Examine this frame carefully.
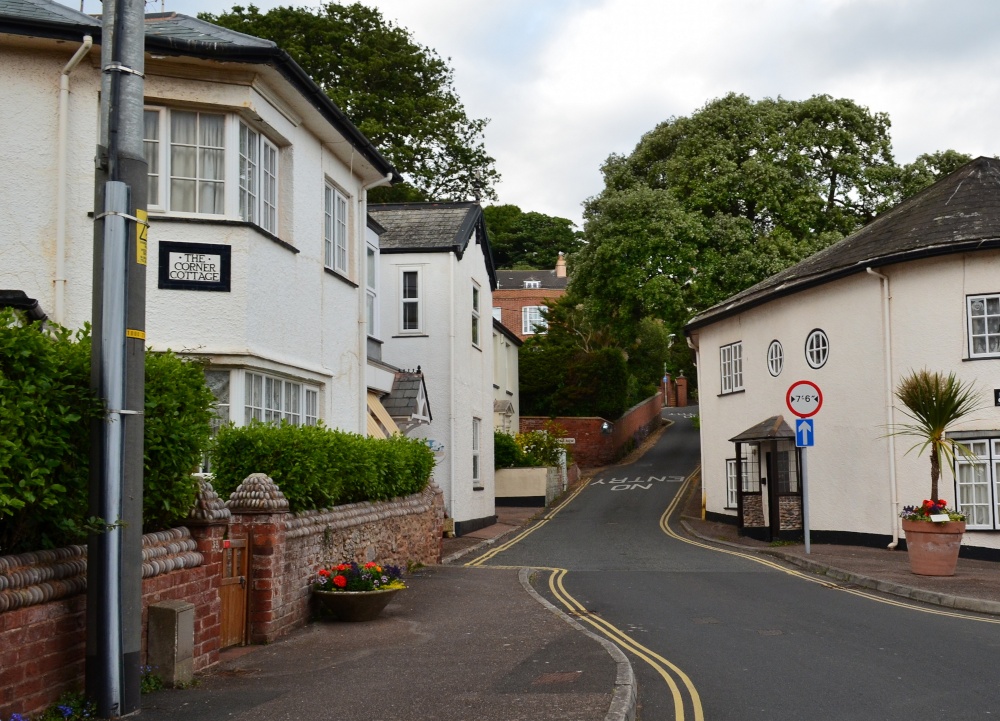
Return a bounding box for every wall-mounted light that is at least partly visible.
[601,421,612,434]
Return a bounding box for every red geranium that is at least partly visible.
[333,575,347,588]
[318,569,330,577]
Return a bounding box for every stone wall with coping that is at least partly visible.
[0,478,444,719]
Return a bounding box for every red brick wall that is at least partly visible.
[0,528,221,719]
[0,484,445,718]
[521,393,664,467]
[492,288,566,340]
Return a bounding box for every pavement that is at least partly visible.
[140,428,1000,721]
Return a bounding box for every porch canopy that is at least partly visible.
[729,415,794,443]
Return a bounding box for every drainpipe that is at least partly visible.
[867,267,900,549]
[449,252,457,524]
[357,172,393,432]
[686,333,706,515]
[55,35,93,325]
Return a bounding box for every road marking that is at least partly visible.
[661,471,1000,625]
[464,473,705,720]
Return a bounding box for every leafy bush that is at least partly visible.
[208,423,434,512]
[0,310,97,552]
[494,430,528,469]
[0,310,215,553]
[143,351,214,531]
[494,423,570,469]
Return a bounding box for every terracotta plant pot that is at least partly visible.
[902,519,966,576]
[313,588,403,622]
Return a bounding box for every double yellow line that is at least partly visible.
[661,471,1000,625]
[466,474,705,721]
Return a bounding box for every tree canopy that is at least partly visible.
[202,3,499,202]
[482,204,584,269]
[570,92,971,381]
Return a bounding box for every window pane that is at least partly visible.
[403,271,418,299]
[403,302,419,330]
[367,247,376,288]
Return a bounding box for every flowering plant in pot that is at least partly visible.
[313,561,406,621]
[892,369,980,576]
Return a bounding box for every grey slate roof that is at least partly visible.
[143,12,273,47]
[729,416,794,443]
[686,156,1000,332]
[0,0,398,182]
[0,0,97,30]
[495,269,568,291]
[382,370,431,423]
[369,202,497,289]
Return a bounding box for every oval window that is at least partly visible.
[767,340,783,377]
[805,329,829,369]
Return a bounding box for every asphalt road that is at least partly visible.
[477,409,1000,720]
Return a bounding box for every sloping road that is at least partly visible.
[471,409,1000,720]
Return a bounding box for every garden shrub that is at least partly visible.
[208,423,434,512]
[0,310,215,553]
[494,423,570,469]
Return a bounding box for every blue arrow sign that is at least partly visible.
[796,419,814,447]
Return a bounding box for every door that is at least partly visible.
[220,538,248,648]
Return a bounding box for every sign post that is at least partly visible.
[787,381,822,555]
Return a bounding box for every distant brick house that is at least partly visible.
[493,254,568,340]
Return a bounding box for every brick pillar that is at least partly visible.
[676,377,688,407]
[184,477,231,669]
[665,379,677,407]
[226,474,290,645]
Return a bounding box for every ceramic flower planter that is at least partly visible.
[902,519,966,576]
[313,587,402,622]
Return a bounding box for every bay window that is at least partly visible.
[144,107,279,232]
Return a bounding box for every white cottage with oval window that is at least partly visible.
[686,157,1000,558]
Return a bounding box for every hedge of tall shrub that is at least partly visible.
[0,310,214,554]
[208,422,435,512]
[494,422,571,469]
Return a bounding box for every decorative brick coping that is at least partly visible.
[284,485,442,539]
[0,528,204,613]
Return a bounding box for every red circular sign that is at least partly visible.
[786,380,823,418]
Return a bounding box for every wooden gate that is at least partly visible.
[220,538,248,648]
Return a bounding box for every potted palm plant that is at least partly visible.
[893,369,980,576]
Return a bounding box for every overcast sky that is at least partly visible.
[68,0,1000,229]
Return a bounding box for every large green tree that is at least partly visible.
[573,92,970,369]
[482,204,584,269]
[203,3,499,202]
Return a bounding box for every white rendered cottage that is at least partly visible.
[0,1,400,434]
[368,202,498,535]
[685,157,1000,558]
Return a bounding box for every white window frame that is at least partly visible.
[967,294,1000,358]
[805,329,829,369]
[472,282,482,348]
[720,341,743,394]
[492,307,502,322]
[472,417,482,487]
[243,371,319,427]
[767,340,783,377]
[144,107,279,232]
[399,267,422,334]
[725,460,740,509]
[524,280,541,289]
[366,236,380,339]
[522,305,547,335]
[324,182,350,274]
[953,438,1000,530]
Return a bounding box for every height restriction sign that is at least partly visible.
[786,380,823,418]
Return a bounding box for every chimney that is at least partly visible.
[555,252,566,278]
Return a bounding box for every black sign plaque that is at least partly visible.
[158,241,231,292]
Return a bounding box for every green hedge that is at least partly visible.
[0,310,215,553]
[207,423,435,512]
